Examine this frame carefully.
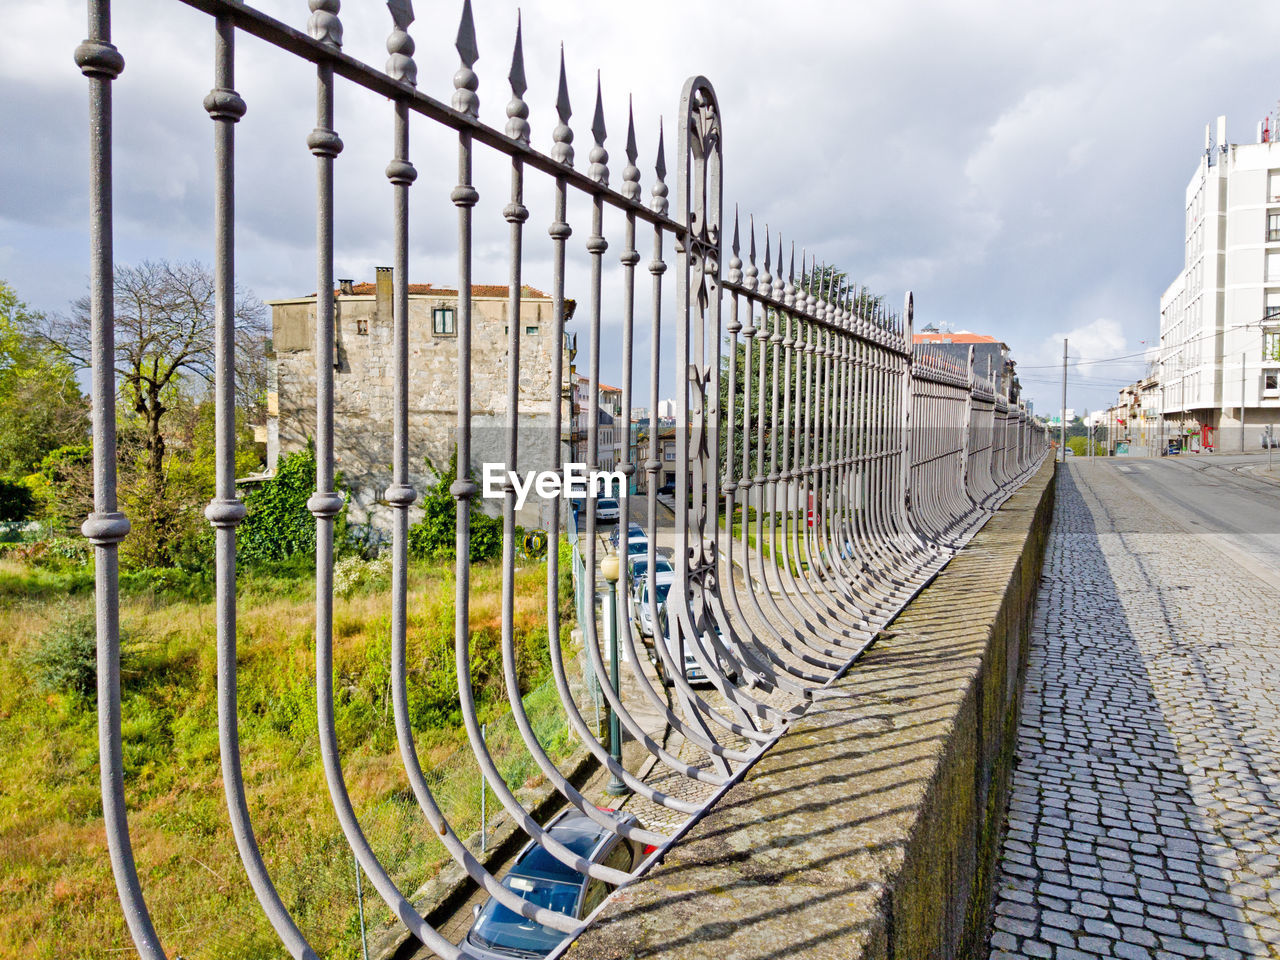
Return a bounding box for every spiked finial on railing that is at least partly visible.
[588,73,609,185]
[806,256,819,316]
[825,264,835,315]
[620,98,641,201]
[727,206,742,284]
[759,225,773,302]
[551,46,573,166]
[505,12,530,144]
[452,0,479,118]
[794,249,806,314]
[778,240,788,308]
[308,0,343,47]
[385,0,416,85]
[772,234,785,302]
[650,120,667,213]
[743,215,758,293]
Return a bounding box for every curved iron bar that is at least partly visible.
[82,4,1053,957]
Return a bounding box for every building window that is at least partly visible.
[1265,369,1280,395]
[1266,331,1280,363]
[664,451,676,461]
[526,325,539,335]
[433,307,455,336]
[1270,213,1280,243]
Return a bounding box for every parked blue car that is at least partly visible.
[463,808,649,959]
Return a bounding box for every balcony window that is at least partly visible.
[1269,213,1280,243]
[1265,369,1280,396]
[433,307,455,336]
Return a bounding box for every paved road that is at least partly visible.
[988,458,1280,960]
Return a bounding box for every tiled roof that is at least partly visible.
[337,282,550,299]
[914,331,1001,344]
[574,374,622,392]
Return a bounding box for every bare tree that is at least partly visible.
[43,260,267,490]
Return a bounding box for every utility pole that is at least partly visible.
[1060,338,1068,462]
[1240,349,1247,454]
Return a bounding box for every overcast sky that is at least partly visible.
[4,0,1280,416]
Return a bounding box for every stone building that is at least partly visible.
[266,269,575,538]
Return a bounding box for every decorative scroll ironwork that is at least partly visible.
[77,2,1050,956]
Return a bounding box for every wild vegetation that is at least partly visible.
[0,550,577,960]
[0,274,579,958]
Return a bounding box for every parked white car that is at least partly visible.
[631,569,675,638]
[594,497,620,522]
[652,605,713,685]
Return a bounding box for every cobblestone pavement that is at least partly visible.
[988,463,1280,959]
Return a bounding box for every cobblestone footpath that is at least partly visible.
[988,464,1280,960]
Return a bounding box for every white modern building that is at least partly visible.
[1159,115,1280,451]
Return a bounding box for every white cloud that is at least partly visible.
[6,0,1280,412]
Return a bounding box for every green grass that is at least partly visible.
[0,553,578,960]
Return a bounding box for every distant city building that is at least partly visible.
[913,327,1021,403]
[1107,375,1162,456]
[570,375,622,471]
[1158,115,1280,451]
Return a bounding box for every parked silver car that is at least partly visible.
[627,554,673,583]
[463,808,648,959]
[630,569,675,638]
[650,605,736,687]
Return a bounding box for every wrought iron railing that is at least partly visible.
[76,1,1049,956]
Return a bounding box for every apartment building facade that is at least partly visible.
[1159,116,1280,450]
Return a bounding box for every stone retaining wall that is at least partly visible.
[564,458,1056,960]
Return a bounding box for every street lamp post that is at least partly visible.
[599,555,629,796]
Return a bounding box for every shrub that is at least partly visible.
[238,443,350,567]
[332,555,391,599]
[408,448,503,563]
[34,444,94,533]
[119,565,214,601]
[26,611,132,701]
[41,536,90,566]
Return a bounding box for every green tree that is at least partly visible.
[29,444,94,533]
[0,281,88,479]
[718,265,887,473]
[1066,436,1106,457]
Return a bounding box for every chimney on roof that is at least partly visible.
[338,278,354,295]
[375,267,393,326]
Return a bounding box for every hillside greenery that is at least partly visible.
[0,275,583,959]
